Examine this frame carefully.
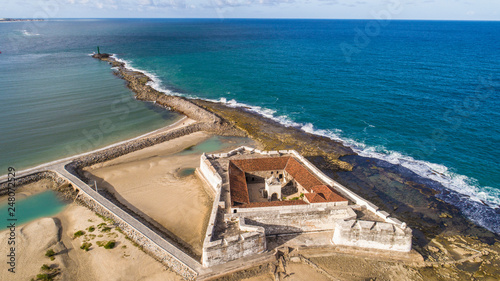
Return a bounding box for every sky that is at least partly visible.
[2,0,499,20]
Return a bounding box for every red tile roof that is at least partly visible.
[310,185,347,203]
[238,200,308,208]
[231,157,291,172]
[284,157,323,192]
[228,156,347,207]
[229,162,250,205]
[305,193,327,203]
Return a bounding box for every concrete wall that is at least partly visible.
[77,192,199,280]
[202,219,266,267]
[199,154,222,193]
[198,155,267,268]
[230,206,356,235]
[332,220,412,252]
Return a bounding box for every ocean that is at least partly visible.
[0,19,498,233]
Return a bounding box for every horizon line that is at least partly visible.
[3,17,500,22]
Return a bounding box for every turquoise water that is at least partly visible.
[0,22,182,173]
[177,136,237,156]
[0,190,67,230]
[0,19,499,233]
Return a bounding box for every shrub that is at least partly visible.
[80,242,92,251]
[40,264,51,271]
[101,227,111,232]
[73,230,85,238]
[104,241,116,249]
[87,226,95,232]
[45,249,55,258]
[36,273,52,281]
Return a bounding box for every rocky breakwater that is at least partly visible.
[92,53,239,137]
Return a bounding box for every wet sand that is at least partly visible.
[0,191,183,281]
[83,132,254,257]
[0,178,56,205]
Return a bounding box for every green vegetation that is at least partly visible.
[101,226,111,232]
[95,212,114,223]
[96,240,116,249]
[45,249,55,258]
[36,273,53,281]
[80,242,92,251]
[87,226,95,232]
[40,264,51,271]
[104,240,116,249]
[73,230,85,238]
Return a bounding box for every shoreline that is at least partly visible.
[0,51,497,280]
[92,53,500,236]
[0,115,190,180]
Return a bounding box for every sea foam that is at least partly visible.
[111,55,500,234]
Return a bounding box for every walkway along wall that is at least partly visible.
[62,165,201,280]
[198,153,267,267]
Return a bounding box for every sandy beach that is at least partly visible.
[0,50,498,281]
[0,201,183,281]
[83,131,254,257]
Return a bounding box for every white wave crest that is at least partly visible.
[214,98,500,210]
[104,55,500,233]
[21,29,40,36]
[110,54,178,97]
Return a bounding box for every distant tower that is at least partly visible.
[97,46,100,55]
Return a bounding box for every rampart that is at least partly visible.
[198,152,267,267]
[199,146,413,257]
[228,205,356,235]
[333,220,412,252]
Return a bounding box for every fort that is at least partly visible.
[198,146,413,267]
[0,53,415,280]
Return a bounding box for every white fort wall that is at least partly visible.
[333,220,412,252]
[198,153,267,267]
[229,206,356,235]
[199,147,412,259]
[199,153,222,193]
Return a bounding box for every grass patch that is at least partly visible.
[80,242,92,252]
[87,226,95,232]
[101,226,111,232]
[45,249,55,258]
[36,273,53,281]
[40,264,51,271]
[73,230,85,238]
[104,240,116,249]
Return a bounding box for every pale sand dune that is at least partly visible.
[83,132,220,256]
[0,204,183,281]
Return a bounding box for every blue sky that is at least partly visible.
[3,0,499,20]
